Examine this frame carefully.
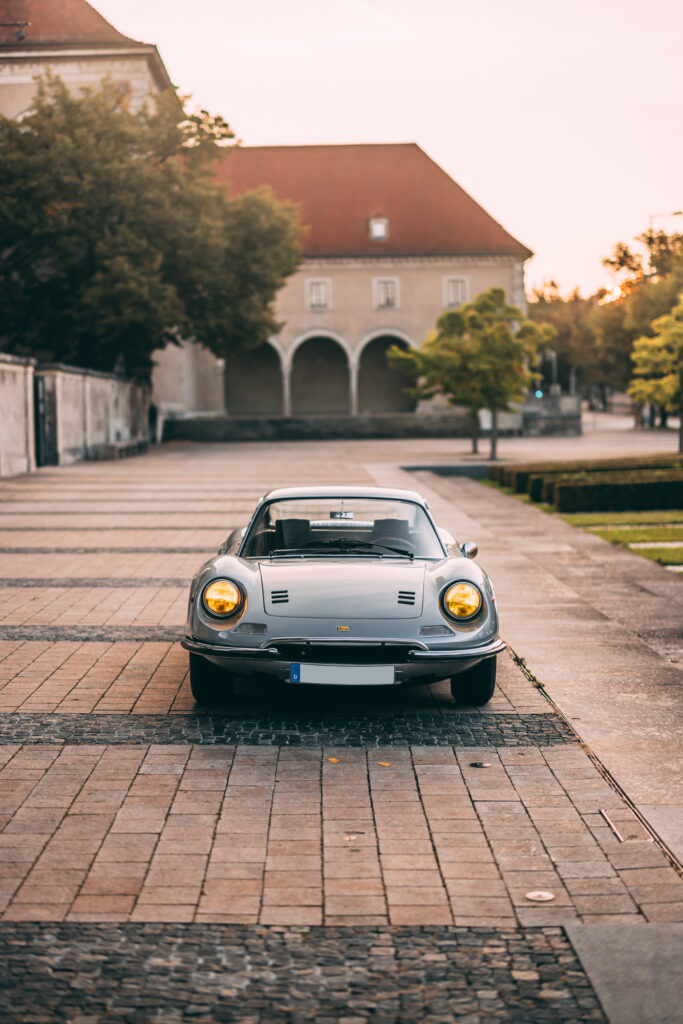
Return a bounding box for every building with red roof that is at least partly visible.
[154,142,532,420]
[0,3,533,425]
[0,0,173,118]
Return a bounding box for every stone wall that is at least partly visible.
[37,365,150,465]
[0,354,36,477]
[0,357,150,476]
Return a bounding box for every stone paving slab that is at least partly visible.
[0,552,203,579]
[0,529,225,548]
[0,742,678,926]
[0,922,607,1023]
[0,586,186,627]
[565,923,683,1024]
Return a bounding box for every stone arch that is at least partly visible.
[357,334,417,414]
[290,335,350,415]
[224,341,283,416]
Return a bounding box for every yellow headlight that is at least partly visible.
[203,579,242,617]
[443,582,482,620]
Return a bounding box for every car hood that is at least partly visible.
[259,560,425,618]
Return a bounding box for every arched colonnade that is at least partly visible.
[224,330,418,416]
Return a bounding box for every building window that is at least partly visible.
[443,276,468,308]
[373,277,399,310]
[306,278,331,311]
[368,217,389,240]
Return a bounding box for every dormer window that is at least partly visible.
[368,217,389,241]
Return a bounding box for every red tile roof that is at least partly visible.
[0,0,143,47]
[215,143,531,259]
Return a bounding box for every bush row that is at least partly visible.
[488,453,683,494]
[554,473,683,513]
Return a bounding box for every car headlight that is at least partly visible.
[202,579,244,617]
[442,582,483,620]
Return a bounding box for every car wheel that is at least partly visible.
[189,653,235,705]
[450,658,496,707]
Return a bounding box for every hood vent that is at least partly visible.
[397,590,416,605]
[271,589,289,604]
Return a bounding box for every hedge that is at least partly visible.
[554,471,683,512]
[543,468,683,506]
[500,454,683,494]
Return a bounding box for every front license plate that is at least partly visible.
[289,663,394,686]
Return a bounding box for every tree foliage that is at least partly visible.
[527,283,599,392]
[387,288,554,458]
[0,76,301,378]
[590,230,683,394]
[629,294,683,414]
[603,229,683,281]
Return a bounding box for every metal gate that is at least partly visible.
[33,374,58,466]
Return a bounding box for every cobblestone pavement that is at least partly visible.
[0,923,606,1023]
[0,711,574,746]
[1,440,681,1020]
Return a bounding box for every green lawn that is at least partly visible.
[634,546,683,565]
[561,510,683,526]
[590,525,683,544]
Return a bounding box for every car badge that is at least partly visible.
[337,625,350,632]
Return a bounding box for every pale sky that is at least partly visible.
[97,0,683,297]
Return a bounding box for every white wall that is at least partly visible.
[0,354,35,477]
[0,358,150,476]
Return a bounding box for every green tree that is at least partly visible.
[528,282,599,394]
[629,295,683,450]
[387,288,553,459]
[0,76,300,378]
[590,229,683,404]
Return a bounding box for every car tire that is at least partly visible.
[189,653,235,705]
[450,658,496,707]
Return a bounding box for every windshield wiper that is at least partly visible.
[306,538,415,560]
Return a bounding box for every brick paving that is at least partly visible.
[0,742,679,927]
[0,637,548,716]
[0,440,681,1020]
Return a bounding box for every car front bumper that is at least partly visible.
[181,635,506,685]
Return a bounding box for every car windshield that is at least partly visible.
[241,497,445,559]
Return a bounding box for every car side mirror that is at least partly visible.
[219,526,246,554]
[461,541,478,559]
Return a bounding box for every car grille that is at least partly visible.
[270,589,289,604]
[270,641,422,665]
[397,590,416,605]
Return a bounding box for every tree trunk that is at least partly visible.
[659,405,668,428]
[471,411,479,454]
[489,407,498,461]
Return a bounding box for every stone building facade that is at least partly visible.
[0,0,173,118]
[0,4,533,426]
[153,143,532,419]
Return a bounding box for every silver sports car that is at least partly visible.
[182,486,505,706]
